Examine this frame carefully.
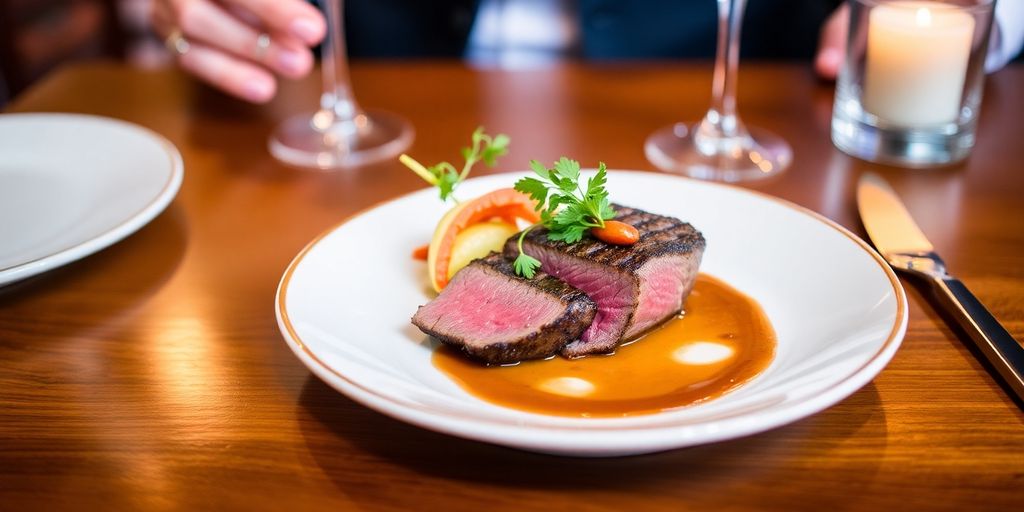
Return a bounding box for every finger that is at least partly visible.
[185,43,277,103]
[221,0,326,46]
[153,28,277,104]
[173,0,313,78]
[223,2,262,28]
[815,4,850,80]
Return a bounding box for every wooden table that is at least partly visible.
[2,61,1022,510]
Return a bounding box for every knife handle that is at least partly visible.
[932,277,1024,402]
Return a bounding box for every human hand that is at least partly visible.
[815,4,850,80]
[152,0,327,103]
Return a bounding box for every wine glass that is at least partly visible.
[269,0,413,169]
[645,0,791,182]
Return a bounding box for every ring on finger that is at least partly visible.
[165,28,191,56]
[255,33,271,60]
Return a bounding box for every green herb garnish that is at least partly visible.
[399,127,510,202]
[512,236,543,279]
[511,158,615,278]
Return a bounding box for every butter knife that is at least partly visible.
[857,172,1024,404]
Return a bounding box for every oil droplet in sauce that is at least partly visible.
[432,274,776,417]
[672,341,735,365]
[537,377,596,397]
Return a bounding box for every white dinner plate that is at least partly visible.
[0,113,183,286]
[277,171,906,456]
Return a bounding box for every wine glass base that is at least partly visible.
[269,109,414,169]
[645,123,792,183]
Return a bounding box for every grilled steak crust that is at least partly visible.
[411,253,597,364]
[515,205,705,270]
[504,204,705,357]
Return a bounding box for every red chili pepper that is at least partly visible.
[591,221,640,246]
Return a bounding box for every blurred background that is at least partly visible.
[2,0,1021,108]
[0,0,165,105]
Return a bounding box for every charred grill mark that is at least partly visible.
[516,204,705,273]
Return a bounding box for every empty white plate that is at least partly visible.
[0,113,183,286]
[276,171,907,456]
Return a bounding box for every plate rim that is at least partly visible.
[0,113,185,285]
[276,170,908,455]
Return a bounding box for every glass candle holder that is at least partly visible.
[831,0,994,167]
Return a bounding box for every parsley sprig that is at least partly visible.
[399,127,510,202]
[511,158,615,278]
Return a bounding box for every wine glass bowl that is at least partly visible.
[645,0,791,182]
[269,0,413,169]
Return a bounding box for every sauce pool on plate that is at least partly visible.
[432,274,776,417]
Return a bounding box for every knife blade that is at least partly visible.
[857,172,1024,406]
[857,173,933,255]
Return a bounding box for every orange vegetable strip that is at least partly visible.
[432,189,540,289]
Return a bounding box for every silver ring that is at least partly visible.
[165,28,190,56]
[255,33,271,59]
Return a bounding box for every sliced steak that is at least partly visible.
[411,253,597,364]
[504,205,705,357]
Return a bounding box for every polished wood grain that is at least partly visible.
[2,61,1022,511]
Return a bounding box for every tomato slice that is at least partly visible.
[429,188,540,291]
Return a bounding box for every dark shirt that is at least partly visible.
[343,0,843,60]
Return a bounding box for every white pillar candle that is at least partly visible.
[862,1,975,126]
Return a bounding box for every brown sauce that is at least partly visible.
[432,274,776,417]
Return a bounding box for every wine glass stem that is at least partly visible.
[706,0,747,138]
[320,0,358,122]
